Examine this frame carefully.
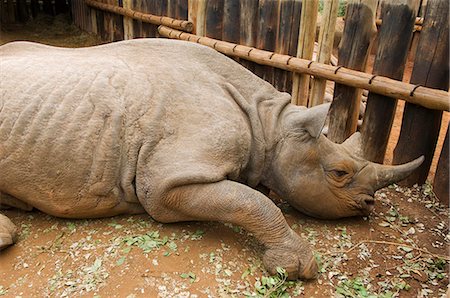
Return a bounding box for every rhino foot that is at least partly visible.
[263,230,318,280]
[0,214,17,250]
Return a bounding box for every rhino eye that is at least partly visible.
[331,170,348,178]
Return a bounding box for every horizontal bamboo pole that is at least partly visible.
[85,0,193,32]
[158,25,449,111]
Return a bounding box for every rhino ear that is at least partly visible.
[342,132,363,156]
[297,103,331,139]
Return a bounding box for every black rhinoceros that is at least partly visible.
[0,39,423,279]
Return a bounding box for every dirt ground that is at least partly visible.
[0,15,449,298]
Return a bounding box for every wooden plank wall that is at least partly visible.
[70,0,448,201]
[73,0,302,94]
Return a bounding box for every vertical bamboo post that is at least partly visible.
[360,0,419,163]
[188,0,198,34]
[291,0,318,106]
[434,124,449,205]
[122,0,133,39]
[327,0,378,144]
[393,0,449,185]
[309,0,339,107]
[195,0,207,36]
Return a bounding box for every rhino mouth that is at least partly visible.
[359,195,375,215]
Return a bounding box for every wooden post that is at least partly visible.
[176,0,188,20]
[55,0,69,14]
[255,0,279,85]
[291,0,318,106]
[327,0,378,144]
[434,124,449,205]
[30,0,39,18]
[205,0,224,39]
[195,0,207,36]
[122,0,133,39]
[43,0,53,15]
[360,0,419,163]
[188,0,198,34]
[274,0,294,92]
[239,0,259,73]
[16,0,29,22]
[393,0,449,185]
[309,0,338,107]
[286,0,302,93]
[5,0,15,23]
[223,0,240,43]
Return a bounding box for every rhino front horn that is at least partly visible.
[373,156,425,190]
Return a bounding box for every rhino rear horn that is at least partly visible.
[299,103,330,139]
[373,156,425,190]
[342,132,362,156]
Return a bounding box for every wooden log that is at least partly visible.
[255,0,279,85]
[328,0,378,144]
[223,0,240,43]
[309,0,338,107]
[393,0,449,185]
[85,0,194,32]
[360,0,418,163]
[434,124,449,205]
[205,0,224,39]
[291,0,318,106]
[157,26,450,112]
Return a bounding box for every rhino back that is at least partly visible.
[0,39,279,217]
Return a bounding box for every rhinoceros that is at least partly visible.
[0,39,423,279]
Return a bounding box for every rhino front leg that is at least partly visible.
[0,213,17,250]
[147,180,318,280]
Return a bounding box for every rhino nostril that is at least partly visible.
[364,198,375,206]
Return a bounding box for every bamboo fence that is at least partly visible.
[85,0,193,32]
[158,26,449,112]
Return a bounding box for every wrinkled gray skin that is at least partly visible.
[0,39,423,279]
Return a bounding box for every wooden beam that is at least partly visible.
[85,0,193,32]
[393,0,449,185]
[157,26,449,112]
[360,0,419,163]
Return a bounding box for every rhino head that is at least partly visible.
[262,103,424,219]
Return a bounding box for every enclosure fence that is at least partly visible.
[27,0,450,202]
